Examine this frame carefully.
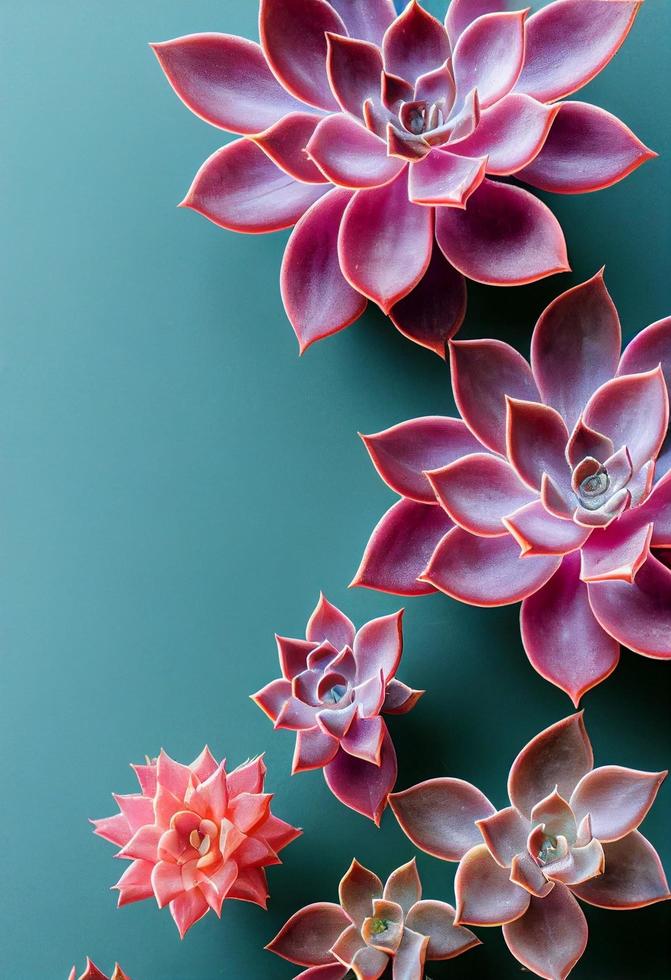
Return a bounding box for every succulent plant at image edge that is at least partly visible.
[69,963,131,980]
[355,271,671,703]
[253,594,422,824]
[92,750,300,937]
[389,713,669,979]
[152,0,654,356]
[267,858,480,979]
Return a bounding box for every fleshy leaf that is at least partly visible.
[455,844,530,926]
[452,10,527,110]
[338,172,433,313]
[520,552,620,705]
[587,554,671,659]
[502,883,588,980]
[389,778,495,861]
[515,0,643,103]
[571,831,671,909]
[519,101,655,194]
[151,34,301,134]
[428,453,535,537]
[449,338,539,454]
[362,417,481,504]
[326,34,384,117]
[421,527,561,606]
[390,246,467,357]
[382,1,450,84]
[530,269,621,431]
[451,93,560,176]
[259,0,346,111]
[267,902,351,966]
[324,730,397,825]
[570,766,667,843]
[281,188,367,353]
[508,713,594,820]
[353,498,453,596]
[182,139,326,233]
[436,179,569,286]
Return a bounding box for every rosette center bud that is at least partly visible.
[323,682,348,704]
[371,917,390,935]
[536,834,562,865]
[579,469,609,499]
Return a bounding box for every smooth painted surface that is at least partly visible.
[0,1,669,977]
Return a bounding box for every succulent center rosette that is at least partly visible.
[252,594,422,824]
[267,858,480,979]
[92,749,300,937]
[389,713,670,980]
[355,271,671,704]
[153,0,653,355]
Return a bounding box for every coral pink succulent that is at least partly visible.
[252,594,422,824]
[152,0,653,356]
[69,963,130,980]
[390,713,669,980]
[92,750,300,937]
[355,271,671,703]
[267,857,480,979]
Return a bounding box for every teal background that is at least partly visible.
[1,1,670,977]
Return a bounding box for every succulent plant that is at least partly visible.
[389,713,669,979]
[152,0,652,355]
[68,964,130,980]
[92,750,300,937]
[253,594,422,824]
[267,857,479,979]
[356,271,671,703]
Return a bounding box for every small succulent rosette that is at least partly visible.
[92,750,300,937]
[356,271,671,703]
[390,713,669,979]
[267,857,479,979]
[152,0,653,355]
[69,963,130,980]
[252,594,422,824]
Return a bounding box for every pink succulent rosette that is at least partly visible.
[355,271,671,703]
[92,749,300,938]
[69,963,130,980]
[152,0,653,356]
[267,857,480,979]
[252,594,422,824]
[390,713,669,980]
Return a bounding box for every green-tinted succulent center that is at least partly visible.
[580,469,609,498]
[537,834,560,865]
[370,918,390,935]
[323,683,347,704]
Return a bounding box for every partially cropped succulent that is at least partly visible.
[267,857,479,979]
[152,0,653,355]
[253,594,422,824]
[390,713,669,979]
[356,271,671,703]
[92,750,300,937]
[68,963,130,980]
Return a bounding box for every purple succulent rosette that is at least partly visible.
[267,857,480,979]
[355,271,671,703]
[152,0,653,356]
[390,713,669,980]
[252,594,422,824]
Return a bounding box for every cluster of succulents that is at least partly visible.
[152,0,652,355]
[64,1,669,978]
